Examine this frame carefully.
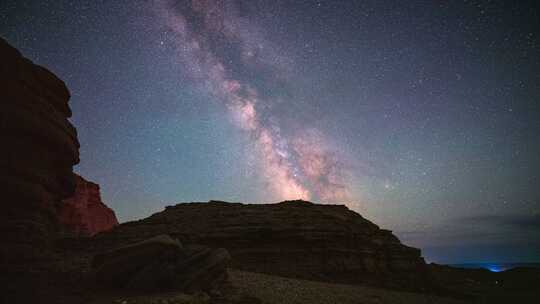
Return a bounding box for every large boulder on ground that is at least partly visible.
[92,234,231,293]
[59,173,118,236]
[95,200,432,291]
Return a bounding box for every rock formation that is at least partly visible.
[92,234,230,293]
[0,37,236,302]
[59,174,118,236]
[95,200,432,291]
[0,37,80,302]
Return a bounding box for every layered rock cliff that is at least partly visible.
[96,200,431,291]
[59,174,118,236]
[0,37,80,302]
[0,37,80,259]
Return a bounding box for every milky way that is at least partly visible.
[3,0,538,263]
[153,0,351,202]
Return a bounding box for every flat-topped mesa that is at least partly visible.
[59,174,118,236]
[96,200,431,291]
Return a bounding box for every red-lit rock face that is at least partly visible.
[59,174,118,236]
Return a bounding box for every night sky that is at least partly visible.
[1,0,539,264]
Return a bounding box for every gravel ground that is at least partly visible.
[229,270,468,304]
[83,270,469,304]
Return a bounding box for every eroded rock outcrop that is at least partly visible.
[96,200,432,291]
[0,37,80,302]
[0,36,80,260]
[59,174,118,236]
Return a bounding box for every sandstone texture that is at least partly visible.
[59,174,118,236]
[0,37,80,302]
[96,200,431,291]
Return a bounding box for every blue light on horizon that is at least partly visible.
[486,264,505,272]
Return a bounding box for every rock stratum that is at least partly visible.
[59,173,118,236]
[96,200,431,291]
[0,36,80,263]
[0,37,80,302]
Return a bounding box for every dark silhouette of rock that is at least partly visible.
[0,36,80,303]
[59,174,118,236]
[95,200,432,291]
[92,234,230,293]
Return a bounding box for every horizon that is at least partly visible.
[1,0,538,264]
[114,198,540,265]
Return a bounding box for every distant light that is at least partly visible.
[486,265,504,272]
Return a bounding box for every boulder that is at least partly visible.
[92,234,231,293]
[59,174,118,236]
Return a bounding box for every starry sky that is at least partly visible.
[1,0,539,264]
